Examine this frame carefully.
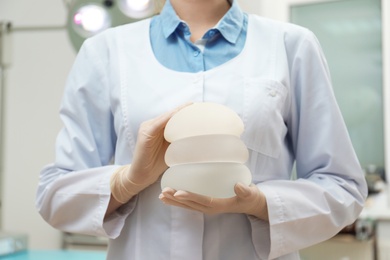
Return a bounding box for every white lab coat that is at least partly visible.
[36,15,367,260]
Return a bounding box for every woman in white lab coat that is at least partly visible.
[36,0,367,259]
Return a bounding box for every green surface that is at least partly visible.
[291,0,384,170]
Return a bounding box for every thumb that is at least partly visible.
[234,182,251,198]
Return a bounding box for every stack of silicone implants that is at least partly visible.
[161,102,252,198]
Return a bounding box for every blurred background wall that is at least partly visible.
[0,0,75,249]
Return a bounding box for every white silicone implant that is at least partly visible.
[161,163,252,198]
[164,102,244,142]
[161,102,252,198]
[165,134,249,166]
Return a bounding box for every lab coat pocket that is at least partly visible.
[241,78,288,159]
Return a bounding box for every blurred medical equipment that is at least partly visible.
[64,0,157,51]
[0,231,28,256]
[0,21,12,231]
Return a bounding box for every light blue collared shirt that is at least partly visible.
[150,0,247,72]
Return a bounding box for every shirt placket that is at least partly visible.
[179,22,206,72]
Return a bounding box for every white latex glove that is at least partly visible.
[110,103,191,204]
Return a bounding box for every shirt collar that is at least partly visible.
[217,0,244,44]
[160,0,182,39]
[159,0,244,44]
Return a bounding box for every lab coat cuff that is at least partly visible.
[256,182,287,259]
[247,214,271,259]
[98,166,138,239]
[102,195,138,239]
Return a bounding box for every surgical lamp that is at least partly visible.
[66,0,156,51]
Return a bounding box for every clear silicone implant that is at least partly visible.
[161,162,252,198]
[164,102,244,142]
[165,135,249,166]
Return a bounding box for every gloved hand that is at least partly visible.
[110,103,191,204]
[159,182,269,221]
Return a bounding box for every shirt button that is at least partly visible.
[269,90,277,97]
[193,50,200,57]
[208,30,216,37]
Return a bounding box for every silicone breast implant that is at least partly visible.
[161,102,252,198]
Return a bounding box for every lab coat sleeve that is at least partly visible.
[252,30,368,259]
[36,37,133,238]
